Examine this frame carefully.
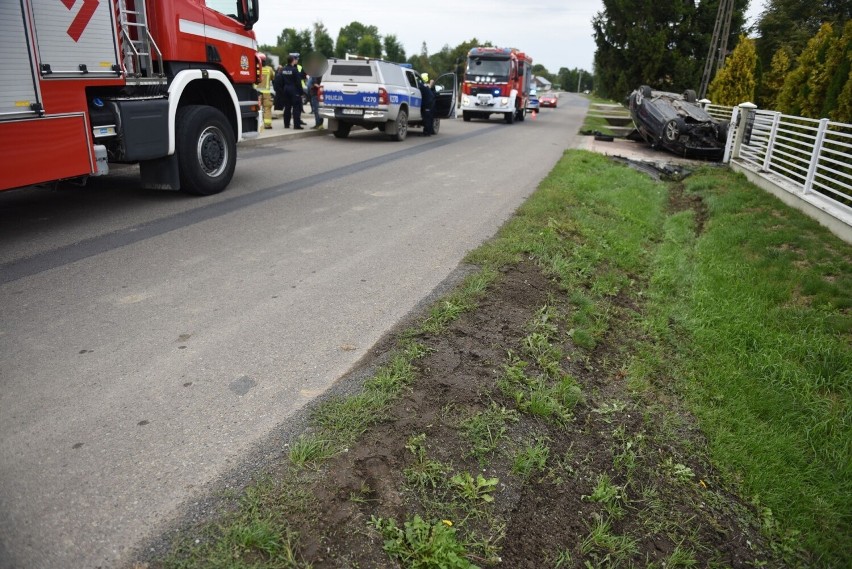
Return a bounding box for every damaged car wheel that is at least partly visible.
[663,119,682,142]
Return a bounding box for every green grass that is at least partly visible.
[581,95,632,137]
[154,150,850,568]
[637,166,851,563]
[477,152,850,564]
[460,402,519,463]
[369,515,478,569]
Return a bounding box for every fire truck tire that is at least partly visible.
[176,105,236,196]
[504,111,515,124]
[463,111,471,122]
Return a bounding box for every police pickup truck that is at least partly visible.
[318,59,456,141]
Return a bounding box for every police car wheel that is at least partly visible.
[392,109,408,141]
[333,122,352,139]
[433,119,440,134]
[176,105,236,196]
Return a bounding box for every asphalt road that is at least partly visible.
[0,94,589,568]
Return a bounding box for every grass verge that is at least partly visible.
[148,151,850,568]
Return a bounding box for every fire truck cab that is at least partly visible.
[460,47,533,125]
[0,0,261,196]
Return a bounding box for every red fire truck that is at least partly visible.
[460,47,533,124]
[0,0,261,195]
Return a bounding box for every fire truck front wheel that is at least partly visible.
[176,105,236,196]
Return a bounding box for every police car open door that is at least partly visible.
[433,72,457,119]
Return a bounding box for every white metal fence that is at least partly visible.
[716,102,852,234]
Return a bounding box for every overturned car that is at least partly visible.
[627,85,729,160]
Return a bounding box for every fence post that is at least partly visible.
[762,111,782,172]
[730,102,757,162]
[723,106,740,163]
[803,118,829,196]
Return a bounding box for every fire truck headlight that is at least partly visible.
[462,96,470,106]
[500,98,509,106]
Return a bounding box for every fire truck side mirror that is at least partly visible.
[238,0,259,30]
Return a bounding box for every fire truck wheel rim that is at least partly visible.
[197,126,229,177]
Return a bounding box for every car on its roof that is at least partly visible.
[527,88,540,112]
[539,93,558,108]
[627,85,729,160]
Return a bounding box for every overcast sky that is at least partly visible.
[253,1,767,74]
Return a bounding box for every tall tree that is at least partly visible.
[592,0,748,100]
[428,45,456,79]
[832,66,852,123]
[708,35,757,105]
[816,20,852,119]
[755,0,851,72]
[776,23,835,116]
[558,67,593,93]
[335,22,380,58]
[761,46,793,110]
[356,35,382,59]
[407,42,430,74]
[275,28,312,59]
[383,35,406,63]
[312,21,334,58]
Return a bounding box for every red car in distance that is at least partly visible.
[539,93,558,108]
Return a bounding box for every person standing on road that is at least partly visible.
[306,75,324,130]
[419,73,436,136]
[256,55,274,129]
[273,64,285,111]
[280,55,304,129]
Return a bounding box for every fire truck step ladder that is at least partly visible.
[116,0,165,85]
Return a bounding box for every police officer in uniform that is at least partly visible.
[280,55,304,129]
[419,73,436,136]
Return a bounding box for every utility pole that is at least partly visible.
[577,71,582,93]
[699,0,735,99]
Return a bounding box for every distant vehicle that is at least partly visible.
[318,59,456,141]
[627,85,729,160]
[527,88,540,112]
[539,94,558,108]
[460,46,534,124]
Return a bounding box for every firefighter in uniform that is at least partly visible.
[256,54,274,129]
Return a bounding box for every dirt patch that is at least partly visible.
[668,181,709,235]
[200,262,774,568]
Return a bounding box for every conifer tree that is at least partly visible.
[776,24,835,116]
[833,68,852,123]
[820,21,852,120]
[761,47,793,111]
[708,35,757,105]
